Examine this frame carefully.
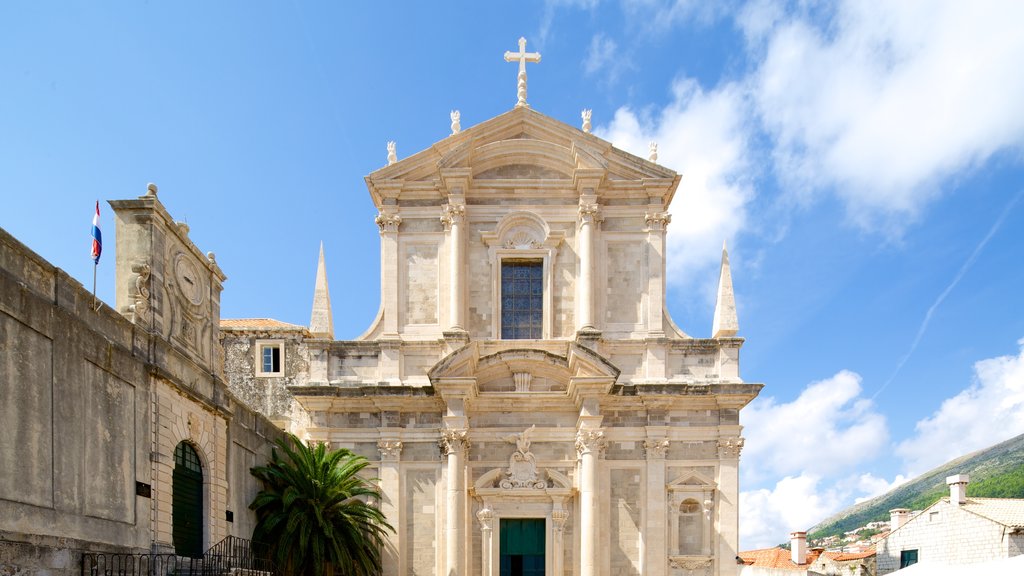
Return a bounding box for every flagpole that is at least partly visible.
[93,262,98,311]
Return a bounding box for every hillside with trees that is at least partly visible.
[807,433,1024,542]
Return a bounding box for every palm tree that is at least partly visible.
[250,433,394,576]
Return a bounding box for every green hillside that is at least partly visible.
[807,433,1024,542]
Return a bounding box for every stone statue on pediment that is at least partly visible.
[500,425,545,489]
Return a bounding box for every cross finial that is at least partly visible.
[504,37,541,108]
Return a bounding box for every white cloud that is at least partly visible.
[752,0,1024,229]
[595,78,754,286]
[583,33,632,84]
[742,370,889,483]
[741,473,843,549]
[853,473,909,504]
[896,339,1024,475]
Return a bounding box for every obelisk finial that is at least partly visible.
[309,242,334,339]
[712,241,739,338]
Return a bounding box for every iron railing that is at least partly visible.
[82,537,276,576]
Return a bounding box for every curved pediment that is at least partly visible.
[471,139,576,179]
[428,342,620,393]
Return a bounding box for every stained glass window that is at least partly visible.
[501,260,543,339]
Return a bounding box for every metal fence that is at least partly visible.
[81,537,276,576]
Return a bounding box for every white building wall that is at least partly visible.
[877,501,1012,573]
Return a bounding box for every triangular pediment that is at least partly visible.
[365,106,679,207]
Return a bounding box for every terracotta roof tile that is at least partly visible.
[737,547,825,570]
[961,497,1024,529]
[220,318,307,331]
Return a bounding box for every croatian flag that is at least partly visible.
[91,201,102,265]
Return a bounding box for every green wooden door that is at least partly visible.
[173,442,204,558]
[500,519,545,576]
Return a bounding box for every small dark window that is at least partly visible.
[501,260,543,339]
[261,345,281,374]
[900,549,918,568]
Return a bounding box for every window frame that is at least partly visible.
[490,249,554,340]
[500,259,545,339]
[899,549,918,569]
[255,339,285,377]
[481,211,565,341]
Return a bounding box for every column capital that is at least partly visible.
[378,440,403,461]
[575,428,606,457]
[578,202,603,227]
[375,212,402,234]
[440,428,470,455]
[440,202,466,230]
[645,211,672,231]
[643,438,670,460]
[477,506,494,531]
[552,509,569,533]
[718,436,745,459]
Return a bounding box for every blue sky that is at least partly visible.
[3,1,1024,549]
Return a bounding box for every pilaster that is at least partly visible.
[716,436,744,576]
[645,211,670,336]
[644,435,670,576]
[378,439,403,576]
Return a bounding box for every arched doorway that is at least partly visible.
[173,441,204,558]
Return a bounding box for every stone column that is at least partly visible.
[442,202,467,330]
[717,437,744,576]
[442,428,469,576]
[576,428,605,576]
[378,440,403,576]
[375,211,402,337]
[478,506,494,576]
[577,199,601,332]
[644,437,670,576]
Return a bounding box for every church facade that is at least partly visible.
[222,99,763,576]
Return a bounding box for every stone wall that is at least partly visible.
[876,500,1014,573]
[0,218,283,576]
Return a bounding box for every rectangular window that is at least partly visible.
[256,341,283,376]
[900,549,918,569]
[501,260,543,339]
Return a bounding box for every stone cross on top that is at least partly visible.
[504,37,541,108]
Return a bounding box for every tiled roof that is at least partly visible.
[738,547,875,570]
[737,547,824,570]
[830,549,876,562]
[961,497,1024,529]
[220,318,307,331]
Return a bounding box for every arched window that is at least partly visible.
[679,499,702,555]
[173,442,204,558]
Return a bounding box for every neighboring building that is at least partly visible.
[0,192,283,575]
[876,474,1024,573]
[221,45,763,576]
[739,532,875,576]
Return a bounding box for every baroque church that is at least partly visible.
[0,38,761,576]
[221,40,762,576]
